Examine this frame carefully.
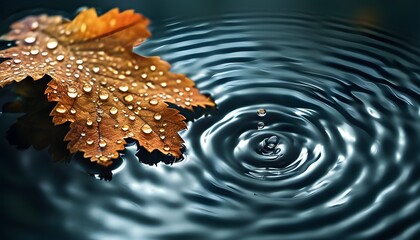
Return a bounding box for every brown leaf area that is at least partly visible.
[0,8,214,166]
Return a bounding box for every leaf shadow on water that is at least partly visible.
[1,74,212,181]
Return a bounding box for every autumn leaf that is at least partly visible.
[0,8,215,166]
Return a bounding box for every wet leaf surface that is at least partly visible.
[0,8,215,166]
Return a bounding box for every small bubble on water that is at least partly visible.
[264,136,279,149]
[257,108,266,117]
[257,122,264,130]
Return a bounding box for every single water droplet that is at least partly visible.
[160,82,167,88]
[86,119,93,126]
[24,36,36,44]
[149,99,158,105]
[141,124,152,134]
[13,59,21,64]
[67,87,77,98]
[99,90,109,100]
[70,108,76,114]
[30,49,39,55]
[185,87,191,92]
[76,59,83,65]
[154,113,162,121]
[124,94,134,102]
[121,125,129,131]
[163,145,170,151]
[160,135,165,140]
[150,65,156,71]
[30,21,39,30]
[56,55,64,61]
[141,73,147,79]
[86,139,94,145]
[257,108,267,117]
[109,107,118,115]
[99,139,107,148]
[257,122,264,130]
[83,84,92,93]
[99,156,109,161]
[92,67,100,73]
[46,39,58,49]
[55,105,66,113]
[119,85,129,92]
[129,115,135,121]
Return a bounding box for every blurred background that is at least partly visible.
[1,0,419,43]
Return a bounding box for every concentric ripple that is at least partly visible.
[1,12,420,239]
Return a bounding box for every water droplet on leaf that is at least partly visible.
[141,124,152,134]
[30,49,39,55]
[56,55,64,61]
[109,107,118,115]
[124,94,133,102]
[56,105,67,113]
[154,113,162,120]
[24,36,36,44]
[86,119,93,126]
[99,139,107,147]
[83,84,92,92]
[67,87,77,98]
[99,90,109,100]
[149,99,158,105]
[119,85,129,92]
[46,39,58,49]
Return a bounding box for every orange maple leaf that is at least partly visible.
[0,8,214,166]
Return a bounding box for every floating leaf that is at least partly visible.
[0,8,215,166]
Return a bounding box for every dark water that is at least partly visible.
[1,13,420,239]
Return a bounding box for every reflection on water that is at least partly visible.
[1,12,420,239]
